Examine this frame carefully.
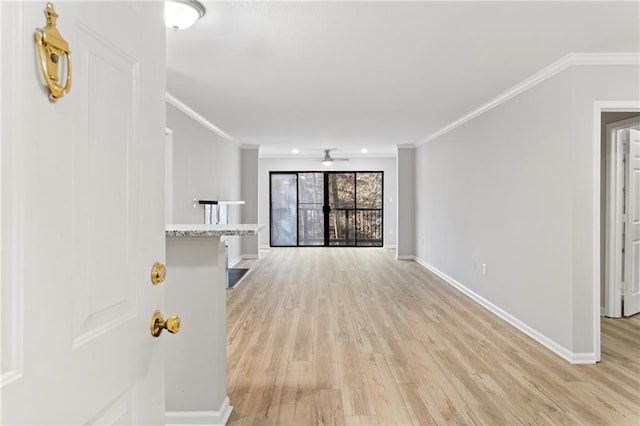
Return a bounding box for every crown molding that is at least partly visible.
[241,144,260,150]
[396,143,416,150]
[568,52,640,66]
[416,52,640,146]
[258,153,396,159]
[165,92,234,142]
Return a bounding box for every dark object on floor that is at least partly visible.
[227,268,249,288]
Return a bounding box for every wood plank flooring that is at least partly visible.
[226,248,640,425]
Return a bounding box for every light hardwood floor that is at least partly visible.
[226,248,640,425]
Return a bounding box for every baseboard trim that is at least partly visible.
[228,256,242,268]
[383,244,397,249]
[230,254,260,268]
[396,255,416,260]
[165,397,233,426]
[571,352,598,364]
[413,258,597,364]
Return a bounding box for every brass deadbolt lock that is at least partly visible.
[151,262,166,285]
[150,311,181,337]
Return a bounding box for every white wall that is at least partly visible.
[396,147,416,258]
[241,146,259,258]
[569,65,639,353]
[167,103,243,263]
[258,157,397,248]
[414,64,639,360]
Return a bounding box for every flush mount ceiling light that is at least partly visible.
[165,0,205,31]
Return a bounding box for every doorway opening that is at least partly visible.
[269,171,384,247]
[602,113,640,318]
[596,102,640,362]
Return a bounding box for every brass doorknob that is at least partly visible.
[150,311,181,337]
[151,262,167,285]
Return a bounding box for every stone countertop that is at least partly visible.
[166,224,263,238]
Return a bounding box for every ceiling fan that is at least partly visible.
[321,149,349,167]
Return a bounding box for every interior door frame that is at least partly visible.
[604,117,640,318]
[594,101,640,362]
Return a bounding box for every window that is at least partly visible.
[270,171,383,247]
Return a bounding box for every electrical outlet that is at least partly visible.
[389,228,393,235]
[482,264,487,275]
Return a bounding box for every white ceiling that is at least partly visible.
[166,1,639,157]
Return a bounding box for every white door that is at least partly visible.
[624,129,640,316]
[1,2,167,424]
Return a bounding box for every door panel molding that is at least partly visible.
[71,18,140,349]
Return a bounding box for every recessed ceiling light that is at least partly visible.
[292,148,299,154]
[361,148,368,154]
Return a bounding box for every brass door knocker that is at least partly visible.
[34,3,72,103]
